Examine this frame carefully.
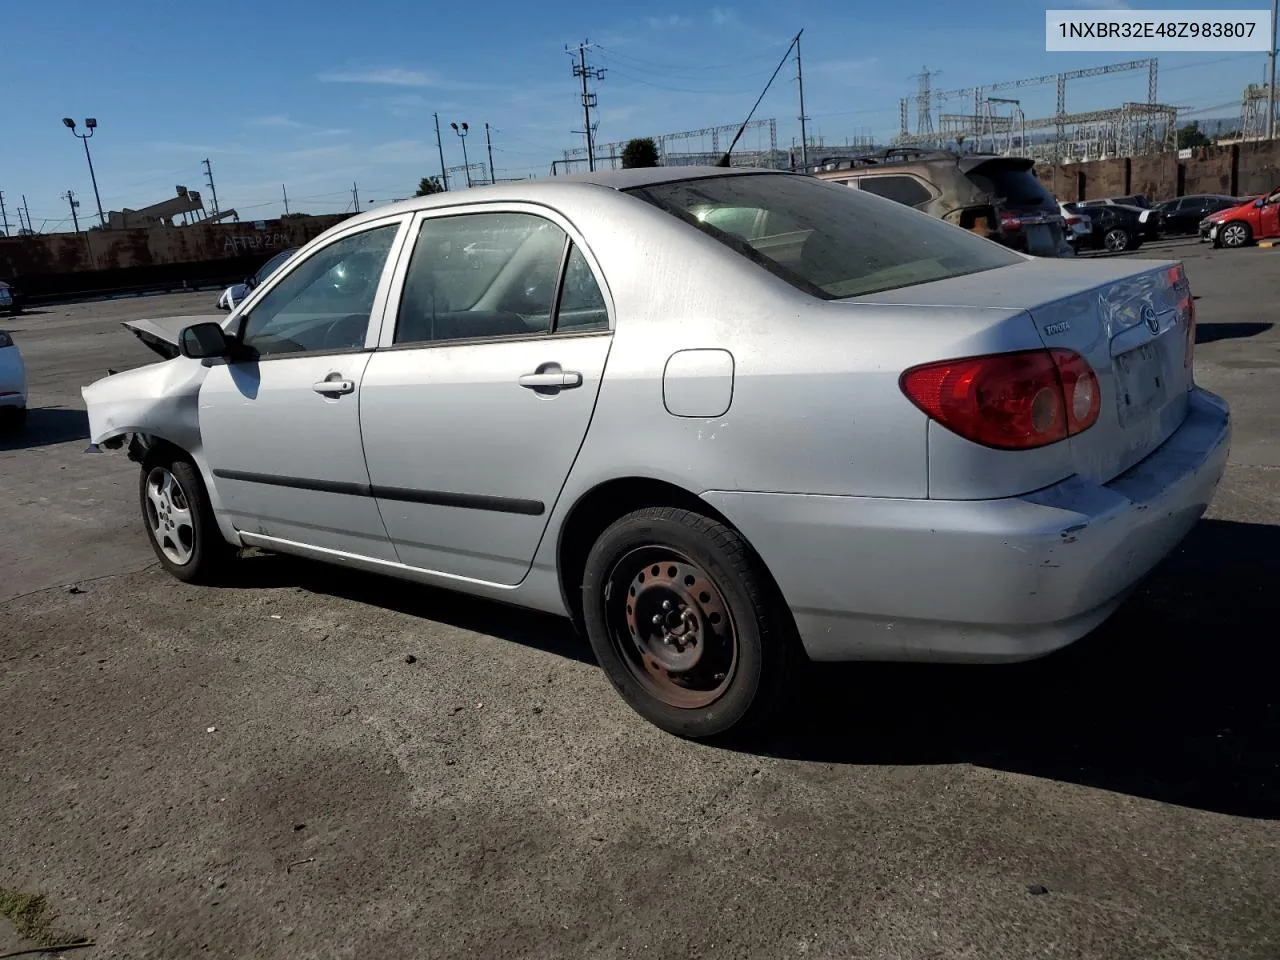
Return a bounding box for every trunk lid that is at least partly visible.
[854,257,1195,485]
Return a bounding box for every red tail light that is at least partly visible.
[999,212,1021,232]
[1065,216,1082,226]
[900,349,1101,451]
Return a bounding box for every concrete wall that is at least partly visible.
[1035,140,1280,202]
[0,214,350,299]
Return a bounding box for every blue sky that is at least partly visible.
[0,0,1271,230]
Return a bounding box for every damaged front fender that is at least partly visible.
[81,357,209,454]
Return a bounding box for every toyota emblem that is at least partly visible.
[1141,304,1159,334]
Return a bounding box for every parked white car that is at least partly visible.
[1059,202,1092,246]
[0,328,28,431]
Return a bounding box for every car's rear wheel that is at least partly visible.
[139,452,235,584]
[1103,227,1131,252]
[1220,221,1251,248]
[581,506,794,740]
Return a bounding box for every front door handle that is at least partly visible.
[313,379,355,395]
[518,369,583,390]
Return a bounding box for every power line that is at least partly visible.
[593,43,782,74]
[61,190,81,233]
[568,39,606,171]
[202,159,220,215]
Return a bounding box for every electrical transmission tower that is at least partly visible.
[914,66,941,136]
[568,40,606,171]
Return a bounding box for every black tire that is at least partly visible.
[1220,221,1251,249]
[581,506,795,740]
[1103,227,1131,253]
[138,450,235,584]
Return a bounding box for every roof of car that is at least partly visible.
[338,166,791,229]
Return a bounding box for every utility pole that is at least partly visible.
[795,29,809,168]
[20,195,31,233]
[485,123,496,184]
[202,158,220,215]
[434,112,450,191]
[62,190,81,233]
[1269,0,1278,139]
[352,182,360,213]
[568,40,606,171]
[0,192,8,237]
[282,184,290,215]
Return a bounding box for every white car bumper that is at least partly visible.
[704,389,1230,664]
[0,344,26,409]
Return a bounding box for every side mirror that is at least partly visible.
[179,321,232,362]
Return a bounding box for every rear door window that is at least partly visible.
[629,173,1022,300]
[967,162,1056,207]
[854,175,933,207]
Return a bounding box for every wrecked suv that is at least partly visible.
[808,148,1071,258]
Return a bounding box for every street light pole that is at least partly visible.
[62,118,106,228]
[1268,0,1278,140]
[450,122,472,187]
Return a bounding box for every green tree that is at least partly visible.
[621,138,660,168]
[1177,122,1212,150]
[415,176,445,197]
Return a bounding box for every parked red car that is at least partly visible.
[1199,186,1280,247]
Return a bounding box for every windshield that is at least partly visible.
[628,173,1022,300]
[965,161,1056,208]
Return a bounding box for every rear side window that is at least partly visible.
[854,175,933,207]
[966,162,1056,207]
[629,173,1022,301]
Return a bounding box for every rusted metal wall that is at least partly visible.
[1036,140,1280,202]
[0,214,351,299]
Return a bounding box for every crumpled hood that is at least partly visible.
[123,314,230,359]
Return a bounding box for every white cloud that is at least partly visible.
[249,115,306,129]
[710,7,736,25]
[317,67,488,91]
[646,14,692,28]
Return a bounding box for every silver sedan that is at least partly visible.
[82,167,1230,739]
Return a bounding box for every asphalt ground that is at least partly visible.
[1,238,1277,959]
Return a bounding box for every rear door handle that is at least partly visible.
[518,370,583,390]
[313,379,355,395]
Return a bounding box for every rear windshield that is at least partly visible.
[964,161,1055,207]
[627,174,1022,300]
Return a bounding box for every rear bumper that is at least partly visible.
[703,388,1230,664]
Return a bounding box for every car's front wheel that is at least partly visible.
[581,506,794,740]
[1220,221,1252,248]
[139,452,235,583]
[1103,227,1132,252]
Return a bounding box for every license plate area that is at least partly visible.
[1114,341,1169,427]
[1024,222,1054,254]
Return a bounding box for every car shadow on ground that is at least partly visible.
[749,518,1280,821]
[227,518,1279,819]
[226,551,593,666]
[1196,322,1273,345]
[0,407,88,451]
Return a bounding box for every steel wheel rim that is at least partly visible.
[1223,224,1246,246]
[144,466,195,566]
[604,546,739,709]
[1104,229,1128,252]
